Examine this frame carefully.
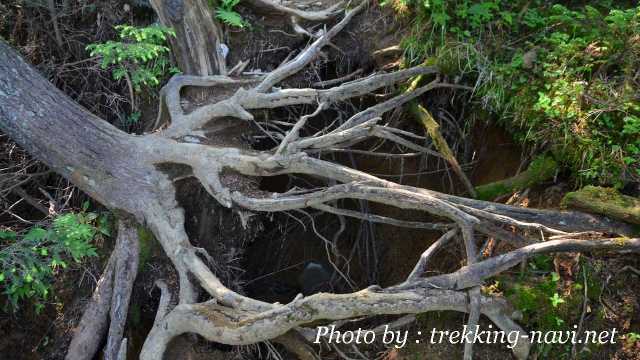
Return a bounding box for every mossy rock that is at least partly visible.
[562,186,640,225]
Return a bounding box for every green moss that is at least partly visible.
[136,226,158,272]
[562,186,640,225]
[475,183,509,201]
[564,186,630,206]
[475,155,558,200]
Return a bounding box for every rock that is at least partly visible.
[298,261,331,296]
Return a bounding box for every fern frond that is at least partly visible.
[216,8,246,28]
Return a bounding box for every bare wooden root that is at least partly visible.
[65,220,140,360]
[1,1,638,359]
[104,221,140,360]
[65,251,116,360]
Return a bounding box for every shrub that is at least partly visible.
[86,24,179,93]
[0,206,109,312]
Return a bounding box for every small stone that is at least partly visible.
[218,43,229,59]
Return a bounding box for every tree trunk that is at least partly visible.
[0,40,151,215]
[0,35,202,308]
[150,0,227,76]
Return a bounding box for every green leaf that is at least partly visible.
[34,302,44,314]
[0,230,16,240]
[216,8,246,28]
[549,293,565,307]
[24,228,47,242]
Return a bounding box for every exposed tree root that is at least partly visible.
[65,220,140,360]
[65,250,116,360]
[410,103,476,197]
[246,0,345,21]
[140,286,531,360]
[563,186,640,225]
[1,1,639,358]
[104,220,140,360]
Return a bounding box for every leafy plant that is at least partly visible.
[86,25,179,93]
[0,207,108,312]
[497,257,604,358]
[214,0,247,28]
[549,292,565,308]
[387,0,640,188]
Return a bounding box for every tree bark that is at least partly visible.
[65,252,116,360]
[150,0,227,76]
[0,41,151,215]
[0,35,202,313]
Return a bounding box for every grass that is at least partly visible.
[386,0,640,189]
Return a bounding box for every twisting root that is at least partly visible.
[246,0,346,21]
[132,2,639,356]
